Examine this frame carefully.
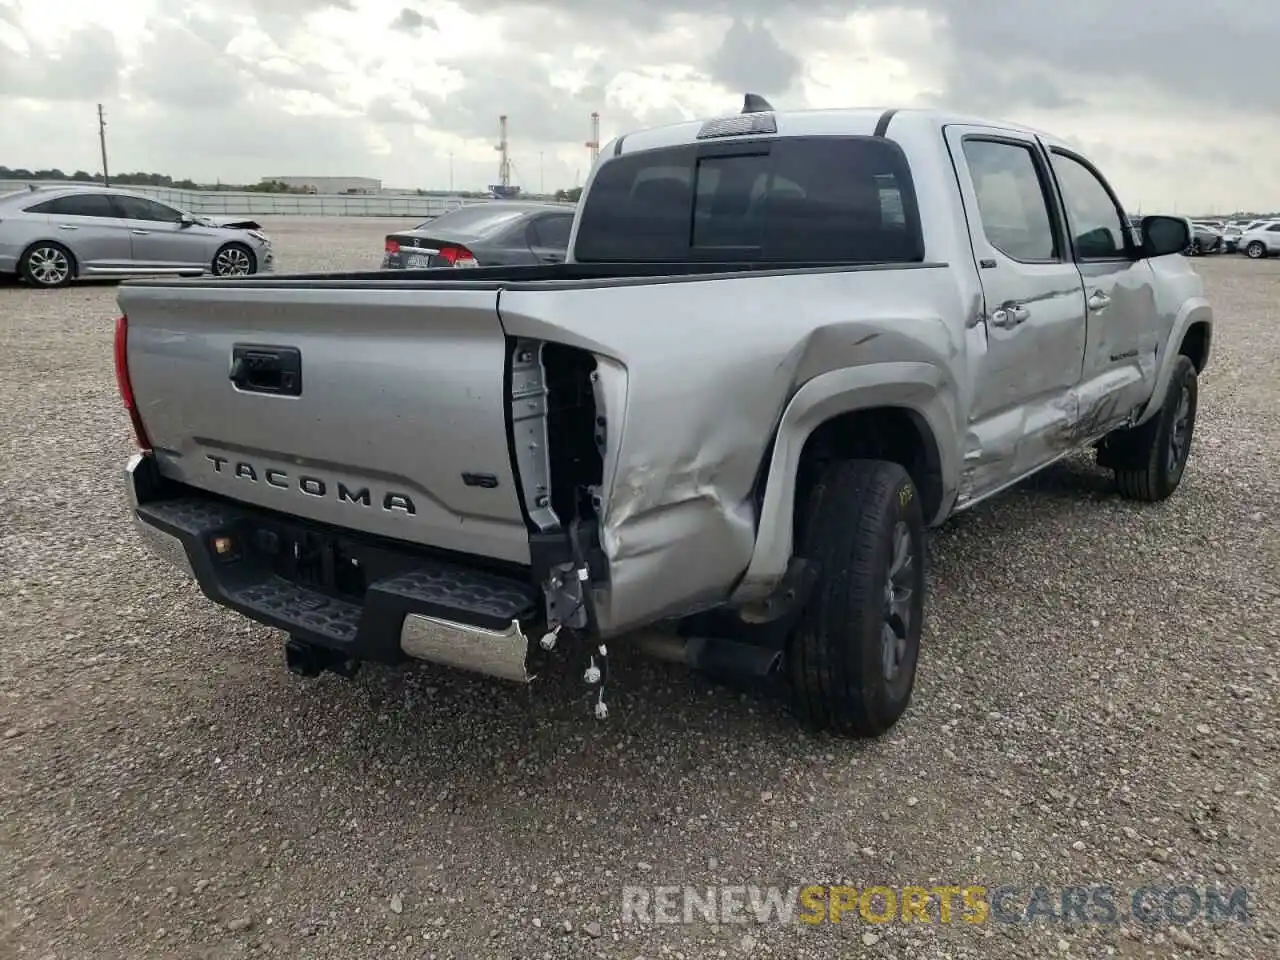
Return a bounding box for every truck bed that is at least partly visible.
[118,255,961,636]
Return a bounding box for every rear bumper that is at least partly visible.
[124,452,541,682]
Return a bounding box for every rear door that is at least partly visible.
[525,212,573,263]
[111,195,211,270]
[25,192,132,269]
[1041,143,1159,429]
[119,281,532,564]
[944,126,1089,494]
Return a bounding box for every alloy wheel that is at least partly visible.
[27,246,71,286]
[215,247,252,276]
[881,520,915,683]
[1167,381,1192,475]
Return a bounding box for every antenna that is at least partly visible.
[742,93,774,114]
[585,111,600,167]
[494,115,511,189]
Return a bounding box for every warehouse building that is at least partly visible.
[261,176,382,194]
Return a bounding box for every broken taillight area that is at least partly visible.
[543,343,605,524]
[384,237,400,255]
[113,314,152,451]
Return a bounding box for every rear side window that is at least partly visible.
[961,139,1058,262]
[25,193,117,218]
[573,136,924,264]
[529,214,573,249]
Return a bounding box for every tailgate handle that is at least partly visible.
[229,345,302,396]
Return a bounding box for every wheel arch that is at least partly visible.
[1134,300,1212,428]
[730,362,959,604]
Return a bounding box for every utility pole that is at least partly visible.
[448,151,454,193]
[97,103,110,187]
[539,152,544,194]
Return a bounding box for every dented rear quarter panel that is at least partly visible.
[498,265,973,635]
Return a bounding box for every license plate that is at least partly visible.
[406,253,433,268]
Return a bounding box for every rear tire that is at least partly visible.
[19,241,76,288]
[213,242,256,276]
[1101,355,1199,502]
[785,459,926,738]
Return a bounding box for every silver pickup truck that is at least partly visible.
[117,97,1211,738]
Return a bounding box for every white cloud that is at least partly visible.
[0,0,1277,210]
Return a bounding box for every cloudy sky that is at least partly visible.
[1,0,1276,211]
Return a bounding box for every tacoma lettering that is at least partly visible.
[205,455,415,515]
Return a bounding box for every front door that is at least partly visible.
[944,126,1089,501]
[1042,143,1160,434]
[110,195,212,271]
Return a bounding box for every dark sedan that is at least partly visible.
[382,202,574,270]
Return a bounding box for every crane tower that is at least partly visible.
[585,112,600,168]
[495,114,511,188]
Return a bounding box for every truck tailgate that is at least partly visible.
[118,282,531,565]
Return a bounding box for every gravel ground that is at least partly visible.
[2,217,1278,960]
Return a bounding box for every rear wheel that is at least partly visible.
[213,242,255,276]
[20,242,75,288]
[1245,240,1267,259]
[785,459,926,738]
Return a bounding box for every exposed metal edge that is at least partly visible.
[400,614,533,683]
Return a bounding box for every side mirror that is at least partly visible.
[179,213,196,227]
[1140,215,1191,258]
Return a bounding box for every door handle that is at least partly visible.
[989,302,1029,329]
[1088,290,1111,311]
[131,229,150,236]
[56,224,78,230]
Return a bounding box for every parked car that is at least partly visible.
[1237,220,1280,259]
[382,202,574,269]
[0,186,273,288]
[116,98,1210,739]
[1187,220,1222,255]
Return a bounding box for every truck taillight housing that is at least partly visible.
[114,314,152,452]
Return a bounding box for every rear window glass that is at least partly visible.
[414,205,529,238]
[573,136,924,264]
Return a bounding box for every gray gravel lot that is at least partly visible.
[2,216,1278,960]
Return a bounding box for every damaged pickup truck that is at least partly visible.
[117,97,1212,738]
